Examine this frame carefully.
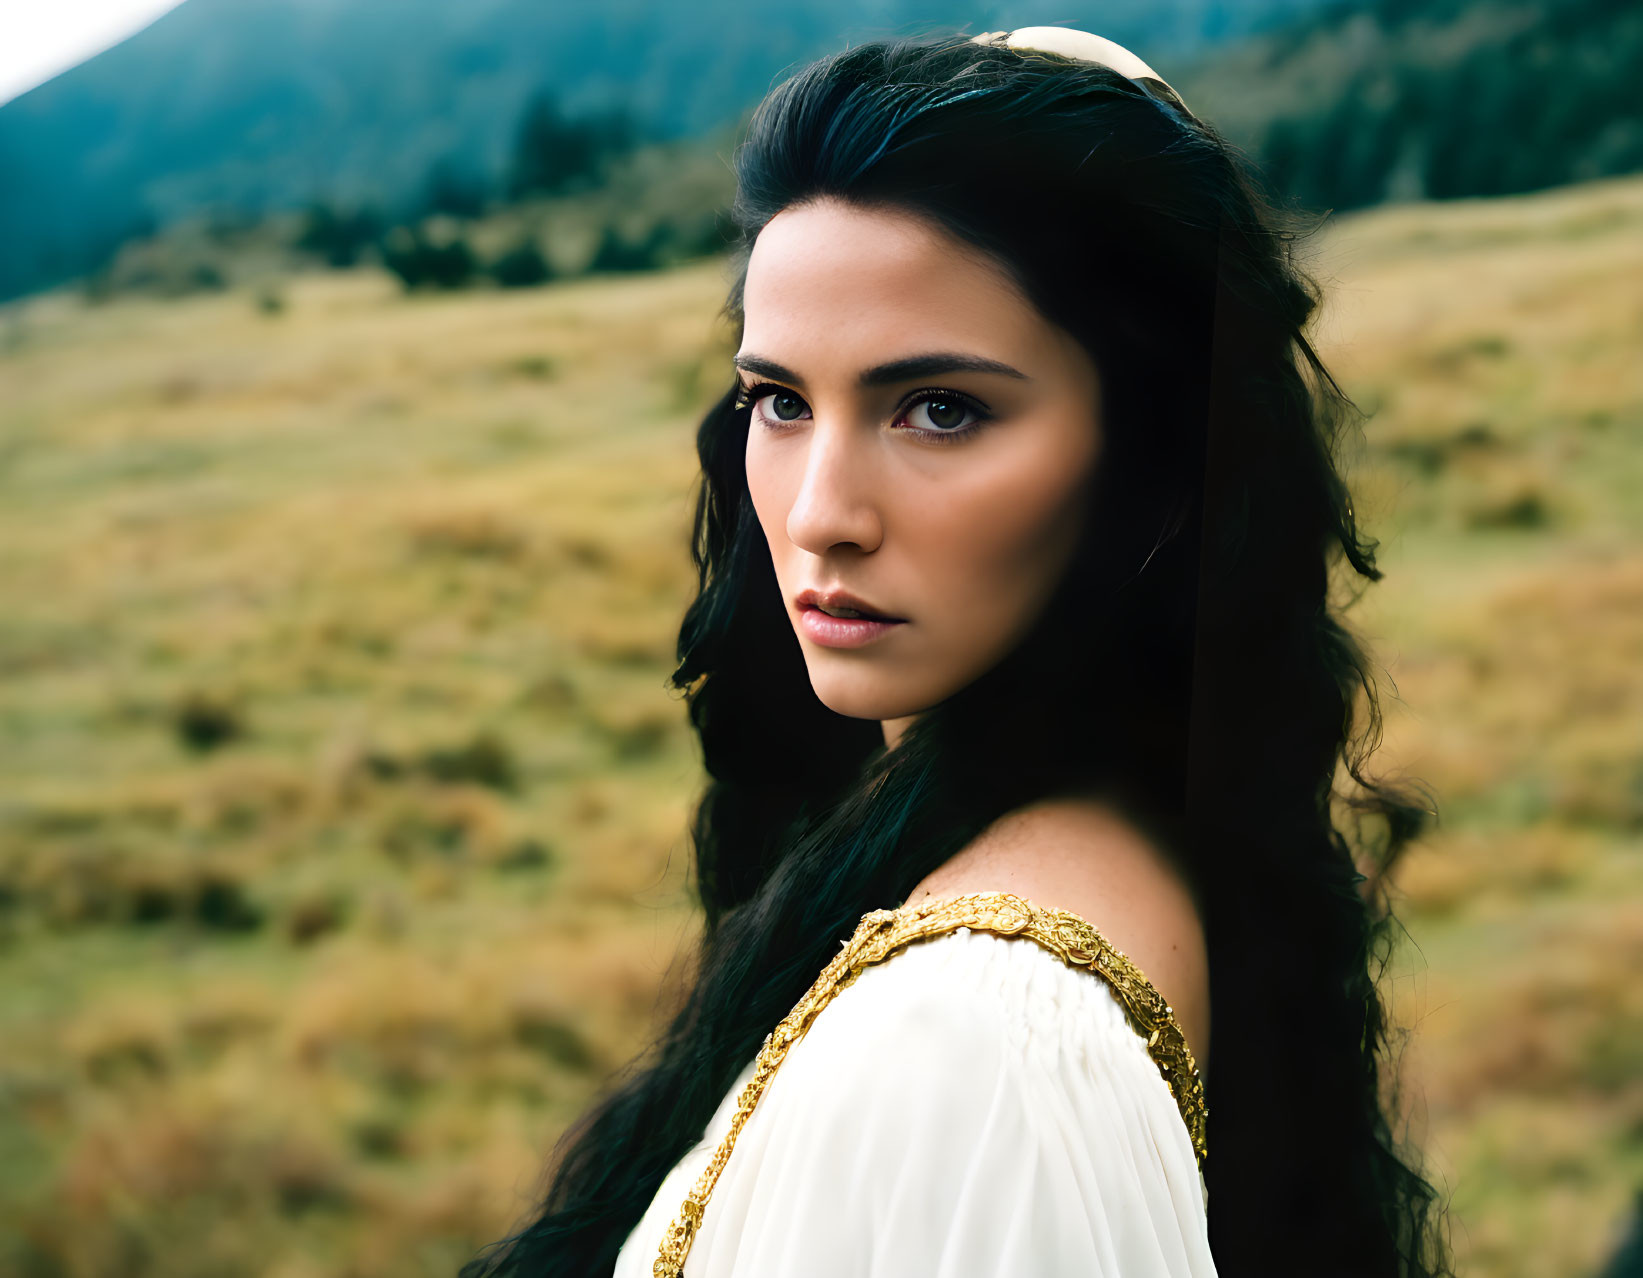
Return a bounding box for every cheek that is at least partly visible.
[913,434,1095,628]
[744,436,784,548]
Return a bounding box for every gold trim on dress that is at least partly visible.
[652,891,1209,1277]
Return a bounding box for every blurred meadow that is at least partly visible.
[1,165,1639,1278]
[0,258,728,1274]
[2,2,1641,1275]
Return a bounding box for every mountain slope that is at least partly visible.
[1174,0,1643,212]
[0,0,1345,302]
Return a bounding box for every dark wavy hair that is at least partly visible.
[462,30,1454,1278]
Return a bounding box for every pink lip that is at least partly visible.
[795,586,903,621]
[797,605,905,648]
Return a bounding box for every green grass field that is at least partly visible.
[1,172,1640,1277]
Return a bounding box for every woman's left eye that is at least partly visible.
[901,393,988,439]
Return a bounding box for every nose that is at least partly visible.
[783,417,884,556]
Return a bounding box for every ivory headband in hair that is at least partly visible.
[969,26,1195,117]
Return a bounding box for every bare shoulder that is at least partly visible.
[906,793,1211,1070]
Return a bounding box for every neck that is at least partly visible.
[881,714,917,750]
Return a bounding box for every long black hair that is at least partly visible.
[463,30,1454,1278]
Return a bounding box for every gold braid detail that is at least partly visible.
[652,890,1209,1278]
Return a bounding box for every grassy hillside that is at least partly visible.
[1309,173,1643,1274]
[1,172,1640,1276]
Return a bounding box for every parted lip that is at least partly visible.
[795,587,903,622]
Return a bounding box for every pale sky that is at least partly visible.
[0,0,188,106]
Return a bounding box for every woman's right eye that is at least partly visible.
[736,382,812,426]
[759,391,810,422]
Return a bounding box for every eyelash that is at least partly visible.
[732,380,994,445]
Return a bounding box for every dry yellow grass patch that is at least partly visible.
[2,174,1640,1276]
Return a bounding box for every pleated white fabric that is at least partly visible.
[613,926,1217,1277]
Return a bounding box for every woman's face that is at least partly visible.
[739,197,1103,747]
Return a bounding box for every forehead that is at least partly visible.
[741,198,1044,364]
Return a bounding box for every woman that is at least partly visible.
[463,26,1454,1278]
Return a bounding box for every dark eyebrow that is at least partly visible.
[732,351,1030,390]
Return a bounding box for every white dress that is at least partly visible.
[614,894,1216,1277]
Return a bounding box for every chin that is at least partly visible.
[806,666,941,723]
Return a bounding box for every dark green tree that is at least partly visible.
[420,156,491,219]
[507,90,643,199]
[585,220,669,274]
[491,237,554,287]
[294,201,385,268]
[380,227,478,290]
